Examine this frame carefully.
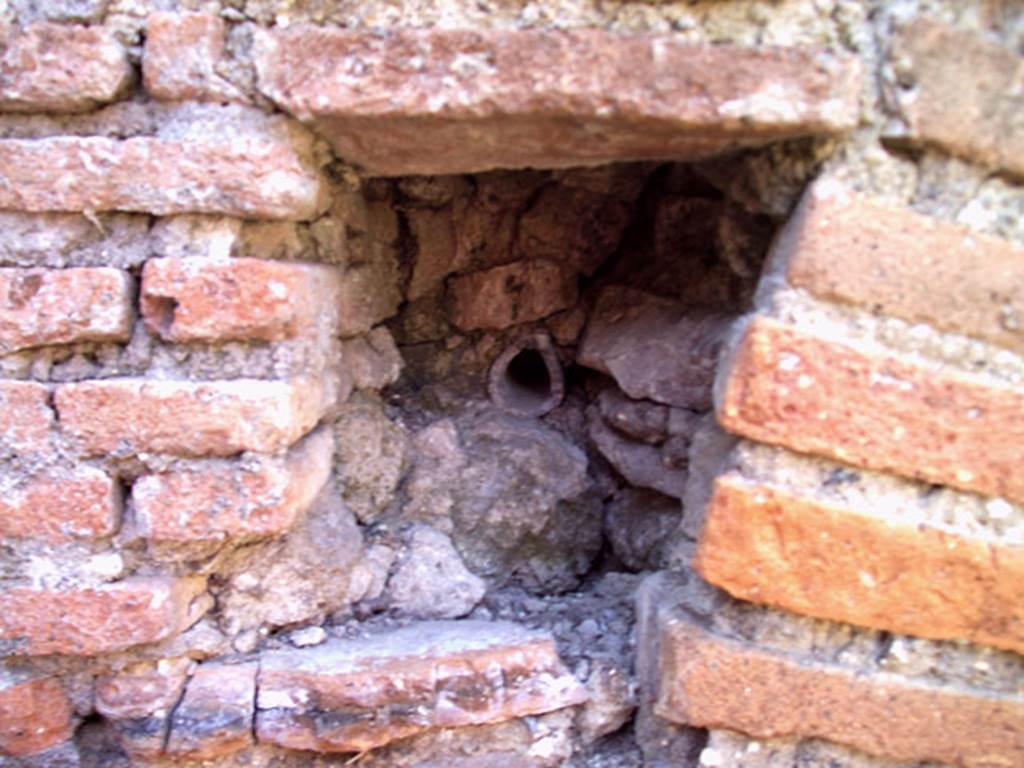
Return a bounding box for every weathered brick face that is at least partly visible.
[0,7,1022,768]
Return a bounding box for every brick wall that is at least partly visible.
[0,2,1021,767]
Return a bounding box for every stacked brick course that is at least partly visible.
[0,4,1021,768]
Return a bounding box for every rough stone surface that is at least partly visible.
[143,12,247,104]
[781,181,1024,353]
[888,19,1024,179]
[0,677,74,757]
[141,257,343,343]
[332,395,408,522]
[588,411,688,499]
[213,485,363,636]
[696,470,1024,655]
[0,111,327,220]
[255,621,587,753]
[716,316,1024,504]
[605,488,682,572]
[132,427,333,543]
[640,574,1024,767]
[253,28,861,175]
[387,525,486,619]
[0,466,120,542]
[579,288,734,410]
[0,267,133,353]
[404,414,601,592]
[448,260,578,331]
[0,23,130,113]
[0,577,207,656]
[341,327,404,390]
[166,662,257,760]
[55,377,331,458]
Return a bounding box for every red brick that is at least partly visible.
[0,23,131,113]
[133,428,333,542]
[448,260,578,331]
[695,473,1024,655]
[141,257,342,343]
[0,381,53,453]
[781,182,1024,352]
[256,621,587,753]
[55,377,329,458]
[166,663,257,759]
[0,466,120,542]
[0,576,206,656]
[0,120,327,220]
[0,677,74,756]
[643,587,1024,767]
[253,28,861,175]
[890,19,1024,178]
[0,267,133,353]
[143,12,247,103]
[716,317,1024,503]
[95,659,191,758]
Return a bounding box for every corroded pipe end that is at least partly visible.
[488,332,565,417]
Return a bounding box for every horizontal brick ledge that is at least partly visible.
[0,576,207,656]
[0,267,134,353]
[253,28,861,175]
[695,472,1024,655]
[0,23,131,113]
[132,427,333,542]
[780,181,1024,353]
[640,577,1024,768]
[54,377,330,458]
[0,677,74,757]
[0,131,327,220]
[256,620,587,753]
[656,613,1024,767]
[716,316,1024,504]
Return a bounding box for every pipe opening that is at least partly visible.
[489,333,564,417]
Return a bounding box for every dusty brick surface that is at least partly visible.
[143,12,247,103]
[448,260,578,331]
[55,378,330,458]
[640,577,1024,768]
[781,182,1024,352]
[890,19,1024,178]
[0,466,120,542]
[716,317,1024,504]
[256,621,587,753]
[95,659,191,758]
[695,473,1024,655]
[0,122,326,220]
[253,28,861,175]
[166,662,257,759]
[0,577,206,656]
[0,23,131,113]
[0,267,133,353]
[0,381,53,453]
[0,677,74,757]
[141,256,341,343]
[133,428,333,542]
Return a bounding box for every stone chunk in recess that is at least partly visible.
[253,28,861,175]
[579,287,734,410]
[448,260,578,331]
[256,620,587,753]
